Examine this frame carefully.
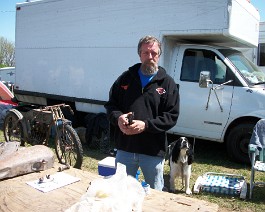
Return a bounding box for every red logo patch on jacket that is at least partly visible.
[156,87,166,95]
[121,85,129,90]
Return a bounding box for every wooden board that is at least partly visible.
[0,164,218,212]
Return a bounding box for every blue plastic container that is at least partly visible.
[98,157,116,176]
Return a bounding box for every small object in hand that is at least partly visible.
[58,164,70,172]
[127,112,134,125]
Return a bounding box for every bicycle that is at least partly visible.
[3,103,83,168]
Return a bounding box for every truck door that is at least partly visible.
[173,48,234,141]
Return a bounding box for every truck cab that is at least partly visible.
[167,44,265,163]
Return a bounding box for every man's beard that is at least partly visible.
[141,60,158,76]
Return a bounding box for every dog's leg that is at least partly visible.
[169,163,177,192]
[184,165,192,195]
[169,173,176,192]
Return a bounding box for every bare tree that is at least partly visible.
[0,36,15,67]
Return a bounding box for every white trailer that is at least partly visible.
[14,0,263,163]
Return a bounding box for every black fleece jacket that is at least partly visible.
[104,63,179,156]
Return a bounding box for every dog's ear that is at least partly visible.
[166,140,176,161]
[171,139,181,163]
[168,140,177,150]
[187,149,194,165]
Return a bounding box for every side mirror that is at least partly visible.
[199,71,211,88]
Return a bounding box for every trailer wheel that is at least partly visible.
[55,124,83,169]
[226,123,255,164]
[3,109,24,145]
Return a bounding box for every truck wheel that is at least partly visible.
[3,109,24,145]
[226,123,255,164]
[55,124,83,169]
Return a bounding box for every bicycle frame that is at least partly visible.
[4,103,83,168]
[19,104,74,146]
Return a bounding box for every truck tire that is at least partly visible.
[55,124,83,169]
[226,123,255,164]
[3,109,24,145]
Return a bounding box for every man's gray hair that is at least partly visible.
[137,35,162,56]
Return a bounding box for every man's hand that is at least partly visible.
[118,114,130,133]
[118,113,145,135]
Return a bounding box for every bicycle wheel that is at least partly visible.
[55,124,83,169]
[3,109,24,145]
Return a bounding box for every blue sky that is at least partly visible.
[1,0,265,42]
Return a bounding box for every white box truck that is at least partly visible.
[13,0,262,163]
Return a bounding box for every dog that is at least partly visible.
[168,137,194,195]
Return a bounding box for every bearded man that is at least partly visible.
[104,35,179,191]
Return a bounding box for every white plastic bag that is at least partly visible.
[66,163,145,212]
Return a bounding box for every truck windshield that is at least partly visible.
[219,49,265,85]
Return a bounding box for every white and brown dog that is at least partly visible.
[168,137,194,195]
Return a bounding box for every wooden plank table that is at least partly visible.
[0,164,218,212]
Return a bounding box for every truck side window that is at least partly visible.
[181,49,227,84]
[215,57,227,84]
[180,51,196,81]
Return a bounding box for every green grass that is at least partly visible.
[80,136,265,212]
[1,130,264,211]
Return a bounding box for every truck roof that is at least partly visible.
[15,0,259,48]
